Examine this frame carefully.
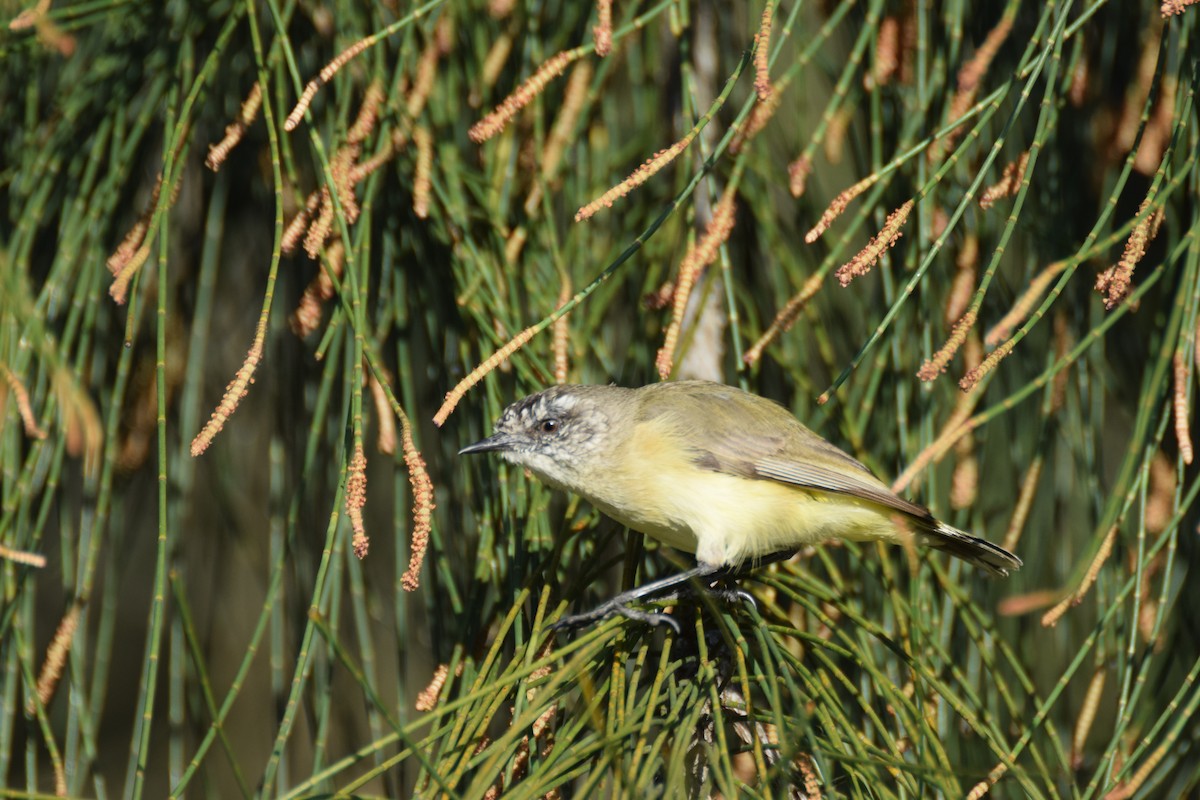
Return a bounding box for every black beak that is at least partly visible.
[458,433,516,456]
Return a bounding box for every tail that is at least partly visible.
[918,521,1022,577]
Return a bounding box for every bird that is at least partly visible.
[460,380,1021,629]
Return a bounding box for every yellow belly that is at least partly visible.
[587,425,901,567]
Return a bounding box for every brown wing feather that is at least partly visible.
[637,381,933,522]
[751,456,933,521]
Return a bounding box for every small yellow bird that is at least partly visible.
[461,380,1020,628]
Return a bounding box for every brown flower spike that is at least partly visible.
[1095,196,1160,310]
[285,37,374,131]
[1174,352,1193,464]
[985,260,1068,346]
[190,337,264,457]
[788,155,813,198]
[400,415,434,591]
[576,132,698,222]
[959,338,1015,393]
[553,278,572,384]
[805,175,878,242]
[412,125,433,219]
[346,443,369,559]
[743,273,824,366]
[979,151,1030,209]
[593,0,613,56]
[2,364,47,439]
[206,82,264,171]
[754,2,774,101]
[917,310,978,382]
[434,327,538,425]
[656,192,738,379]
[835,200,914,287]
[470,49,582,143]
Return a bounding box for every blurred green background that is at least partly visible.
[2,0,1199,797]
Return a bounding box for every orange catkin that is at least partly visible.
[2,364,47,439]
[369,374,397,455]
[754,2,774,101]
[864,17,900,89]
[191,319,267,456]
[1071,666,1107,769]
[540,61,593,182]
[805,174,878,242]
[731,90,781,153]
[823,108,853,165]
[966,765,1008,800]
[891,410,975,494]
[743,272,824,365]
[1041,523,1119,627]
[576,131,698,222]
[929,13,1014,163]
[285,36,375,131]
[206,82,263,171]
[0,543,47,568]
[788,154,813,198]
[985,260,1068,345]
[959,338,1015,392]
[109,187,181,302]
[593,0,613,56]
[796,754,822,799]
[290,240,344,339]
[303,190,335,259]
[1106,744,1169,800]
[416,664,450,711]
[434,327,538,426]
[1069,50,1089,106]
[412,125,433,219]
[30,603,81,714]
[1096,196,1159,310]
[917,309,978,382]
[474,33,514,107]
[282,190,322,256]
[407,36,441,119]
[346,443,369,558]
[997,588,1062,617]
[945,234,979,325]
[1162,0,1200,15]
[979,151,1030,209]
[656,192,738,379]
[347,80,386,145]
[470,49,582,143]
[1002,456,1044,551]
[835,200,913,286]
[1134,78,1176,175]
[1174,352,1193,464]
[553,277,572,384]
[400,415,434,591]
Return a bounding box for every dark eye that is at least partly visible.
[539,418,559,434]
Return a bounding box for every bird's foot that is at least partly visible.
[692,584,758,612]
[551,577,758,634]
[550,593,682,634]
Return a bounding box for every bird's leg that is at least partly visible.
[552,550,798,633]
[678,549,797,612]
[552,562,726,634]
[685,582,759,612]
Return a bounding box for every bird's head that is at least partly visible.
[459,385,616,490]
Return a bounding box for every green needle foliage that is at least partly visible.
[2,1,1199,797]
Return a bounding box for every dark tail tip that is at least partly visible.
[920,522,1022,577]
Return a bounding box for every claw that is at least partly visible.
[551,601,681,634]
[549,559,767,633]
[710,585,758,609]
[615,605,682,634]
[680,584,757,611]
